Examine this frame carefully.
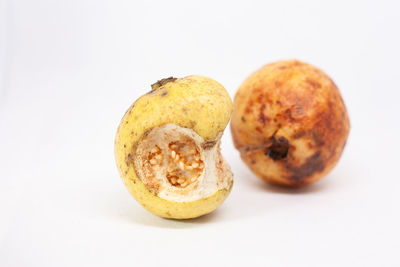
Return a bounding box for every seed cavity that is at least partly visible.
[133,124,233,202]
[140,138,204,189]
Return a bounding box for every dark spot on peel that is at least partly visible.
[124,144,126,148]
[125,153,134,166]
[202,140,217,150]
[284,109,296,122]
[292,130,306,139]
[265,136,289,160]
[241,116,246,122]
[258,104,269,125]
[245,100,254,114]
[306,78,321,89]
[286,151,325,184]
[189,120,196,128]
[294,105,303,116]
[161,90,168,97]
[312,130,325,147]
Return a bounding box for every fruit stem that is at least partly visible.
[151,77,177,90]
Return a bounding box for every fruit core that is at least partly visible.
[145,138,204,188]
[134,124,232,202]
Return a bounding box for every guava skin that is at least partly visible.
[231,60,350,187]
[115,76,233,219]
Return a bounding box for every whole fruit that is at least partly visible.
[231,60,350,187]
[115,76,233,219]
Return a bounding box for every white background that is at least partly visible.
[1,0,399,266]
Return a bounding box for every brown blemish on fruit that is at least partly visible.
[292,130,306,139]
[265,135,289,160]
[275,109,294,123]
[125,153,134,166]
[151,77,177,91]
[241,116,246,122]
[257,93,264,103]
[284,109,295,122]
[285,151,325,184]
[231,60,350,187]
[161,90,168,97]
[189,120,196,128]
[258,104,269,125]
[307,142,313,149]
[244,99,254,114]
[202,140,217,150]
[312,130,325,147]
[293,129,325,148]
[306,78,321,89]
